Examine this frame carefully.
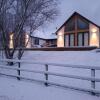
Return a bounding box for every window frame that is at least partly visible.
[65,33,75,47]
[77,32,89,46]
[77,17,89,30]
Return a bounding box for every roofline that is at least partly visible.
[55,11,100,34]
[30,36,57,40]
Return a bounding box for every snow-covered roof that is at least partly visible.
[31,30,57,40]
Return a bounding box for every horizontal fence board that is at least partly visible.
[0,72,100,94]
[0,65,100,82]
[1,59,100,70]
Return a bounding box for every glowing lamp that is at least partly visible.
[91,28,97,33]
[25,34,30,48]
[9,33,13,48]
[58,32,63,36]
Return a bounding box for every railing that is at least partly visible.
[0,59,100,95]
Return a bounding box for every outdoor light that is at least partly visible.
[25,34,30,48]
[91,28,97,33]
[57,34,64,47]
[92,33,97,41]
[90,28,99,47]
[10,34,13,40]
[89,24,100,47]
[26,34,29,39]
[58,32,63,36]
[9,33,13,48]
[59,35,63,41]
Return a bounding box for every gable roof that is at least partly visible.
[55,12,100,34]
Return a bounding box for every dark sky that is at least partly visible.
[36,0,100,36]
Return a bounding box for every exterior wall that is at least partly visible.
[45,39,57,47]
[57,24,100,48]
[39,39,46,46]
[57,26,65,47]
[89,23,100,47]
[30,37,35,47]
[30,37,46,47]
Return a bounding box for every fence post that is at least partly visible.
[17,62,21,80]
[45,64,48,86]
[17,48,22,80]
[91,69,95,95]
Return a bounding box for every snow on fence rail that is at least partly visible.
[0,59,100,95]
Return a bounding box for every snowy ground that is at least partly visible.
[0,50,100,100]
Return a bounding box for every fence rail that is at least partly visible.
[0,59,100,95]
[1,59,100,70]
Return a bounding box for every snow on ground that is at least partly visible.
[0,50,100,100]
[0,77,99,100]
[22,50,100,66]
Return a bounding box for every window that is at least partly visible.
[51,40,56,45]
[78,33,83,46]
[65,18,75,32]
[34,38,39,45]
[65,35,69,47]
[65,34,75,47]
[78,32,89,46]
[77,18,89,30]
[84,33,89,46]
[69,34,74,46]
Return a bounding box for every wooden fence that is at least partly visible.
[0,59,100,95]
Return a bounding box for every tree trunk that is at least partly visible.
[4,47,14,66]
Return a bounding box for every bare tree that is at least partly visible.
[0,0,58,62]
[0,0,15,60]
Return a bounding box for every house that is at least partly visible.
[8,32,57,49]
[56,12,100,47]
[30,33,57,47]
